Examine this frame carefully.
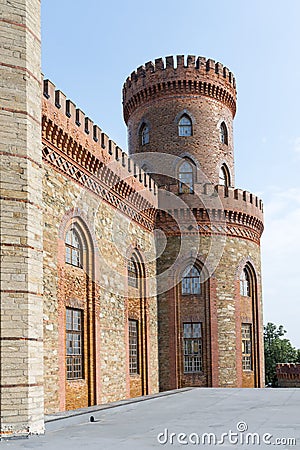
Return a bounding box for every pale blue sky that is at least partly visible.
[42,0,300,347]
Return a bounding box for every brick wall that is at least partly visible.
[276,364,300,388]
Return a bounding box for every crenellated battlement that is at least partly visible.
[123,55,237,123]
[42,77,159,209]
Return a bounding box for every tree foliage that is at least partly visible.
[264,322,298,386]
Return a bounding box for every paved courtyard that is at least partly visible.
[1,388,299,449]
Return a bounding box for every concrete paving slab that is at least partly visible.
[0,388,299,449]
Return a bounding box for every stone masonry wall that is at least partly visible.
[0,0,44,437]
[43,163,158,413]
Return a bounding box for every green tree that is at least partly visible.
[264,322,298,386]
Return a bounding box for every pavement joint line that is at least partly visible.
[45,387,195,424]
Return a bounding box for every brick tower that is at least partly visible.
[0,0,44,437]
[123,55,264,389]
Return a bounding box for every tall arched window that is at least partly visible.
[140,123,149,145]
[182,265,201,295]
[65,228,82,267]
[178,114,192,136]
[240,267,250,296]
[220,121,228,145]
[128,257,138,288]
[219,164,230,187]
[179,160,194,194]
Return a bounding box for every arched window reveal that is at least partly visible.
[219,164,230,187]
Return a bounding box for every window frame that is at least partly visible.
[65,228,82,268]
[128,257,138,288]
[220,121,228,145]
[129,319,139,375]
[140,123,150,145]
[183,322,203,373]
[240,268,250,296]
[66,308,84,380]
[178,160,194,194]
[181,265,201,295]
[242,323,252,371]
[178,114,192,137]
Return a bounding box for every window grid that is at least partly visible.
[179,161,194,194]
[128,258,138,288]
[178,115,192,136]
[242,324,252,371]
[65,229,82,268]
[66,308,83,379]
[183,323,202,373]
[141,124,149,145]
[182,265,201,295]
[129,319,139,375]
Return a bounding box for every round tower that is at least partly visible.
[123,55,236,187]
[122,56,264,390]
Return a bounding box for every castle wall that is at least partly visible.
[41,86,159,414]
[0,0,44,437]
[123,55,264,391]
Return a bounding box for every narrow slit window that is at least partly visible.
[178,115,192,136]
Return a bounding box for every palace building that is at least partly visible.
[0,0,264,438]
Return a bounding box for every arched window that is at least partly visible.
[240,268,250,296]
[219,164,230,187]
[140,123,149,145]
[178,114,192,136]
[179,160,194,194]
[220,121,228,145]
[65,228,82,267]
[182,265,201,295]
[128,257,138,288]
